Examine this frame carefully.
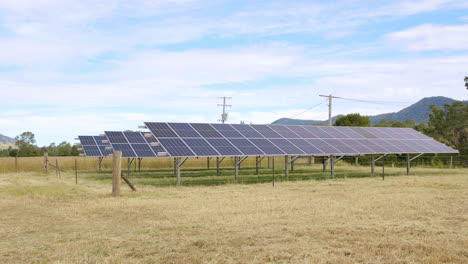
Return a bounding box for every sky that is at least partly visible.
[0,0,468,145]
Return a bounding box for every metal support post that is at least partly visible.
[406,153,410,175]
[272,157,275,187]
[355,156,358,166]
[207,157,211,169]
[175,157,188,185]
[234,156,248,183]
[330,155,335,178]
[127,158,135,178]
[371,154,375,176]
[322,156,327,172]
[285,155,289,180]
[255,156,265,175]
[216,157,225,176]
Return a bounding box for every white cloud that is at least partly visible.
[387,24,468,51]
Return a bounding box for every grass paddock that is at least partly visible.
[0,166,467,263]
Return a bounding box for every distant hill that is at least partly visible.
[272,96,467,125]
[0,133,15,144]
[0,134,15,150]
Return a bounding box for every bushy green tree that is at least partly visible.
[15,132,38,157]
[334,113,370,127]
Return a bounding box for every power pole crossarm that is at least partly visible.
[319,94,341,126]
[217,96,232,124]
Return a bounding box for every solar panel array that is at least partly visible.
[78,136,112,157]
[143,122,457,157]
[78,132,167,157]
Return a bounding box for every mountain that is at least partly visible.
[272,96,467,125]
[0,133,15,144]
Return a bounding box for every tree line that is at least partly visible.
[0,132,79,157]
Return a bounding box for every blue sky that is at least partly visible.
[0,0,467,145]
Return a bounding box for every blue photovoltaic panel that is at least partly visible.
[318,126,350,138]
[387,139,418,153]
[190,123,223,138]
[339,139,374,153]
[98,145,113,156]
[249,138,285,155]
[168,123,201,138]
[105,131,128,144]
[370,139,404,153]
[268,139,305,155]
[350,127,376,138]
[112,143,137,157]
[158,138,195,157]
[94,136,110,146]
[227,138,264,155]
[205,138,242,156]
[339,127,366,139]
[400,140,433,153]
[355,139,389,153]
[79,136,96,145]
[143,122,458,157]
[82,145,102,156]
[131,143,156,157]
[143,133,167,154]
[145,122,178,137]
[306,139,341,154]
[304,126,333,138]
[182,138,219,156]
[231,124,264,138]
[288,138,324,154]
[124,131,147,143]
[269,125,301,138]
[250,125,282,138]
[287,126,318,138]
[323,139,358,154]
[211,123,244,138]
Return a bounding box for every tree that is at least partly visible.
[334,113,370,127]
[427,101,468,155]
[15,132,38,157]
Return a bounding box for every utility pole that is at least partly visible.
[319,94,340,126]
[217,96,232,123]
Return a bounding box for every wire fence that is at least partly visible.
[1,154,466,187]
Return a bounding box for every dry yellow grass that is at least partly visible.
[0,168,467,263]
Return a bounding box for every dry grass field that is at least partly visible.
[0,167,467,263]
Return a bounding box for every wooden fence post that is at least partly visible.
[43,153,48,174]
[112,151,122,196]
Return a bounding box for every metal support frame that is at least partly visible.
[216,157,225,176]
[98,156,104,173]
[207,157,212,169]
[322,156,328,172]
[127,158,135,178]
[137,158,143,172]
[407,153,424,175]
[285,156,300,180]
[175,157,189,185]
[371,154,387,176]
[255,156,265,175]
[330,155,345,178]
[234,156,248,182]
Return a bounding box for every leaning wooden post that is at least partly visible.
[43,152,48,174]
[112,151,122,196]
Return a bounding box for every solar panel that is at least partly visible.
[145,122,178,137]
[112,143,137,157]
[268,139,304,155]
[168,123,201,138]
[105,131,128,143]
[82,145,102,156]
[79,136,97,145]
[250,125,282,138]
[158,138,195,156]
[131,143,156,157]
[249,138,285,155]
[182,138,219,156]
[269,125,301,138]
[288,138,324,154]
[140,123,458,157]
[205,138,243,156]
[287,125,318,138]
[231,124,264,138]
[227,138,265,155]
[211,123,244,138]
[124,131,147,143]
[190,123,223,138]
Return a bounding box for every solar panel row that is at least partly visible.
[143,122,457,157]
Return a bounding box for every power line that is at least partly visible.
[336,97,413,107]
[288,98,328,119]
